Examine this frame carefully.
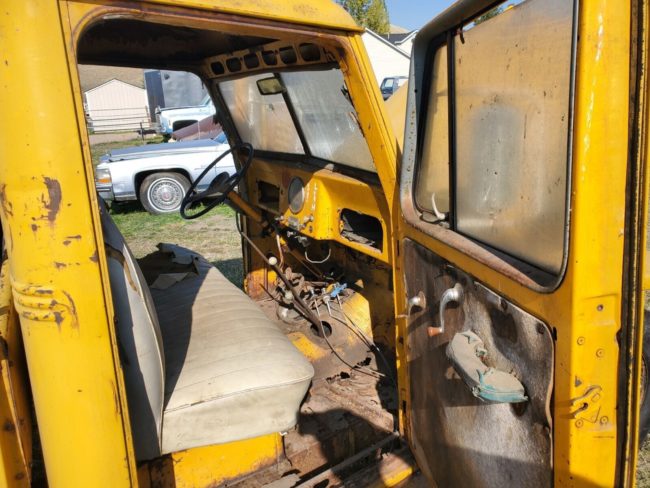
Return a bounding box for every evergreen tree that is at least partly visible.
[366,0,390,34]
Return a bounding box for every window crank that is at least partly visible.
[429,283,464,337]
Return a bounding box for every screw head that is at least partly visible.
[596,349,605,358]
[600,416,609,425]
[577,336,585,345]
[576,419,584,428]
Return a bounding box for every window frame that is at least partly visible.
[402,0,580,291]
[214,64,379,179]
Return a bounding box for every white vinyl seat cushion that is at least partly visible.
[147,244,314,454]
[100,204,314,459]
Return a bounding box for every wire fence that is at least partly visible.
[86,106,158,135]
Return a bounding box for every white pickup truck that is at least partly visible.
[94,132,235,214]
[155,95,216,138]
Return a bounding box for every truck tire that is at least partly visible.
[139,172,190,215]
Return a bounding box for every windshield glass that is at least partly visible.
[219,68,375,173]
[220,73,305,154]
[214,131,227,144]
[280,69,375,172]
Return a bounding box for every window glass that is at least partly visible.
[219,74,304,154]
[454,0,573,273]
[281,69,376,172]
[384,78,395,89]
[415,0,574,274]
[415,45,449,216]
[214,131,227,144]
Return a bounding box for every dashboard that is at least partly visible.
[245,158,391,264]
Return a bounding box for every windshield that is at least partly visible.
[219,68,375,173]
[214,131,227,144]
[220,74,305,155]
[200,94,213,107]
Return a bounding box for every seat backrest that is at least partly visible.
[99,203,165,461]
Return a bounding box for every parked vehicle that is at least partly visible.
[172,115,222,141]
[155,95,216,137]
[380,75,407,99]
[0,0,648,487]
[95,132,234,214]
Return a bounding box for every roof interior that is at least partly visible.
[77,19,275,70]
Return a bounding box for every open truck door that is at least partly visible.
[393,0,648,486]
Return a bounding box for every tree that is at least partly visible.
[338,0,390,35]
[365,0,390,34]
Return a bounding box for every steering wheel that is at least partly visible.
[180,143,254,220]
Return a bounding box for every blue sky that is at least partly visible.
[385,0,454,31]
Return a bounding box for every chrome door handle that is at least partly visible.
[432,283,464,336]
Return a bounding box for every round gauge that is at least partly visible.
[288,177,305,214]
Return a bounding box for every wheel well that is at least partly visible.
[135,169,191,196]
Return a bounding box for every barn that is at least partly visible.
[80,65,150,133]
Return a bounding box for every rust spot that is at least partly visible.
[62,290,78,329]
[3,420,14,432]
[0,184,13,217]
[63,240,71,246]
[14,473,25,481]
[53,311,63,327]
[42,177,62,223]
[89,251,99,263]
[65,235,81,240]
[30,223,38,232]
[54,262,66,269]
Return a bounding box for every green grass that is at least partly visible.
[110,202,243,286]
[91,136,165,166]
[93,136,243,285]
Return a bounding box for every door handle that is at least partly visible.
[430,283,464,337]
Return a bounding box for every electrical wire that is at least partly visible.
[276,234,284,268]
[305,245,331,264]
[237,221,391,382]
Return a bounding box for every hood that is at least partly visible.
[102,139,222,162]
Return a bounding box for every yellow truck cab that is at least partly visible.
[0,0,648,486]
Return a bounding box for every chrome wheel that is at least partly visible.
[147,177,185,212]
[140,172,191,215]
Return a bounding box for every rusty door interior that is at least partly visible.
[394,0,607,486]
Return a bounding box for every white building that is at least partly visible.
[389,31,418,55]
[361,29,411,86]
[84,78,149,133]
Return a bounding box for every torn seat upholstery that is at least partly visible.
[100,205,314,460]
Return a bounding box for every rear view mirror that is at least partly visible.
[256,76,285,95]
